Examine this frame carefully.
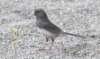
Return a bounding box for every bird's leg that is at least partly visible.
[42,38,49,49]
[38,38,49,50]
[50,38,54,50]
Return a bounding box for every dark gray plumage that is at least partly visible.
[35,9,62,34]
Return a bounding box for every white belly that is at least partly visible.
[38,28,57,38]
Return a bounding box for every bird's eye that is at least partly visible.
[35,11,39,13]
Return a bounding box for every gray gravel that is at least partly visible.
[0,0,100,59]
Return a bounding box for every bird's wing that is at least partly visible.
[39,21,62,34]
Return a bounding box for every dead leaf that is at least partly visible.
[11,28,18,36]
[10,39,18,46]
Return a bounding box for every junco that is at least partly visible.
[31,9,85,50]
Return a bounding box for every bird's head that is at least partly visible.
[31,9,48,19]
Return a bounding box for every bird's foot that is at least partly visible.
[36,48,50,53]
[49,46,52,50]
[38,48,47,51]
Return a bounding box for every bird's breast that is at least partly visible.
[38,28,57,38]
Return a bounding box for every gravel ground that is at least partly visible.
[0,0,100,59]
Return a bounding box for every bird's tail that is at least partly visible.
[61,32,86,38]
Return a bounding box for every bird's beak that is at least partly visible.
[31,11,35,16]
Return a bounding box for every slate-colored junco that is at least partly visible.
[31,9,85,50]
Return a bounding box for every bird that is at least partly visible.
[31,9,85,50]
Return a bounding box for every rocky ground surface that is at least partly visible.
[0,0,100,59]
